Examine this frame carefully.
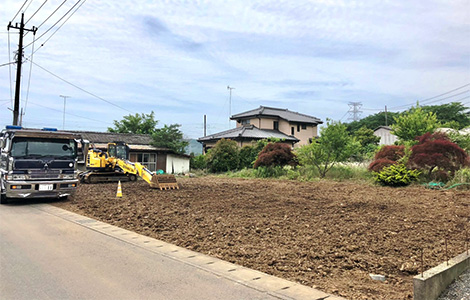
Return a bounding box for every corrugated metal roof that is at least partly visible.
[231,106,322,124]
[198,125,299,142]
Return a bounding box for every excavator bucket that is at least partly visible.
[150,174,179,190]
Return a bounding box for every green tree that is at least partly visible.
[108,111,158,134]
[346,111,400,133]
[422,102,470,129]
[296,120,358,178]
[152,124,188,155]
[391,104,440,143]
[353,126,380,147]
[205,139,240,173]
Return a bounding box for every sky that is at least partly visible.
[1,0,469,139]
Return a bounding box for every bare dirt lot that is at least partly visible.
[54,177,470,299]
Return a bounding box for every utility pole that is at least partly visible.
[227,85,235,126]
[8,13,37,126]
[60,95,71,129]
[203,114,207,137]
[384,105,388,126]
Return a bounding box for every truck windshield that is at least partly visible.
[11,137,77,159]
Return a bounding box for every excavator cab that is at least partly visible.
[108,142,129,160]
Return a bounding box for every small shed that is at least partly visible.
[373,126,398,145]
[73,131,190,174]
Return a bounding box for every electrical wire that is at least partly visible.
[28,59,135,114]
[23,33,36,115]
[362,84,470,112]
[25,0,47,25]
[23,0,35,14]
[36,0,68,30]
[28,0,85,57]
[10,0,29,23]
[27,101,111,124]
[24,0,83,49]
[388,83,470,110]
[7,31,13,107]
[0,62,16,68]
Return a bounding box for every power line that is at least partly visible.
[24,0,83,49]
[25,0,48,25]
[29,0,85,57]
[7,30,13,107]
[23,33,37,115]
[27,100,111,124]
[10,0,29,23]
[388,83,470,110]
[362,83,470,112]
[36,0,68,30]
[28,60,135,114]
[0,62,16,67]
[23,0,35,14]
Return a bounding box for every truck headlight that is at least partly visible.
[10,174,27,180]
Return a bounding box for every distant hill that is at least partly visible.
[185,139,203,155]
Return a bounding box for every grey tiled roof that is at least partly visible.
[198,125,299,142]
[68,130,154,145]
[231,106,323,124]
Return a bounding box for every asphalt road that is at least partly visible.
[0,201,281,300]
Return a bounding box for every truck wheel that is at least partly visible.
[0,194,8,205]
[129,174,137,182]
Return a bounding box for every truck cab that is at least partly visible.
[0,126,82,204]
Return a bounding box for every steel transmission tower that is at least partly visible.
[348,102,362,121]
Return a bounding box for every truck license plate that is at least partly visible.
[39,184,53,191]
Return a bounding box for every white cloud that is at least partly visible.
[1,0,469,137]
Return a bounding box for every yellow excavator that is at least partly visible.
[79,142,179,190]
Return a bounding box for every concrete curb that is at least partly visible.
[37,204,347,300]
[413,250,470,300]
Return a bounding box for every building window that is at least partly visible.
[241,119,250,125]
[291,127,294,135]
[297,124,300,132]
[273,121,279,130]
[129,152,157,171]
[302,124,307,130]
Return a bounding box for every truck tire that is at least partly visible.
[0,194,8,205]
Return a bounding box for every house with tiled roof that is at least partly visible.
[198,106,323,152]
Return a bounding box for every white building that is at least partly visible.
[373,126,398,145]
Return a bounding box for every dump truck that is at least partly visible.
[79,142,179,190]
[0,126,82,204]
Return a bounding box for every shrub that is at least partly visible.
[253,166,286,178]
[374,164,421,187]
[254,143,297,168]
[368,158,396,172]
[190,154,206,170]
[374,145,405,161]
[239,145,258,169]
[408,132,469,178]
[205,139,240,173]
[449,167,470,187]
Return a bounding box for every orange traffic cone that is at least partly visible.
[116,181,123,198]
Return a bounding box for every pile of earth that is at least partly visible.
[54,176,470,299]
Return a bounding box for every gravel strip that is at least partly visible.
[437,268,470,300]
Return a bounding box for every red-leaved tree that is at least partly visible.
[254,143,297,168]
[408,132,469,179]
[368,145,405,172]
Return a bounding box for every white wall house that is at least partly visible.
[374,126,398,145]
